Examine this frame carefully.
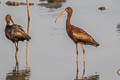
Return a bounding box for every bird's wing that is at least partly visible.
[9,24,26,38]
[71,25,95,43]
[14,24,24,32]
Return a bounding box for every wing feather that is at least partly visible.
[6,24,26,39]
[71,25,96,44]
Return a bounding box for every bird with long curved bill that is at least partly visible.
[55,7,99,79]
[5,14,31,65]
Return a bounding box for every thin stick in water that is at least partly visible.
[26,0,30,70]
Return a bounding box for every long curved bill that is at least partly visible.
[55,10,67,23]
[10,18,14,24]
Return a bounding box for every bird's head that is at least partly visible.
[5,14,14,24]
[65,7,73,14]
[55,7,73,23]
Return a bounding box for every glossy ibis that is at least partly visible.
[5,14,31,65]
[55,7,99,79]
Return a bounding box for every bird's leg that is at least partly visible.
[76,43,79,80]
[15,62,19,72]
[15,42,18,66]
[81,44,85,80]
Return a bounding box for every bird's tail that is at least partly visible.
[94,41,99,47]
[25,33,31,41]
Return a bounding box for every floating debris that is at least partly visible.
[117,24,120,28]
[6,1,34,6]
[116,24,120,33]
[98,6,106,11]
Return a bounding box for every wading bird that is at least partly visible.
[55,7,99,79]
[5,14,31,65]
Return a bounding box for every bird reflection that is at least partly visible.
[38,0,66,8]
[75,63,85,80]
[6,63,30,80]
[75,72,100,80]
[81,74,99,80]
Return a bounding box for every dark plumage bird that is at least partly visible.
[55,7,99,79]
[5,14,31,64]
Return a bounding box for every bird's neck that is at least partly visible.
[66,13,72,33]
[6,21,10,25]
[5,22,11,29]
[66,13,72,27]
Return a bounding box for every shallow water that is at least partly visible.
[0,0,120,80]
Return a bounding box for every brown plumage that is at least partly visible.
[68,25,99,46]
[55,7,99,79]
[5,14,31,65]
[5,24,30,42]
